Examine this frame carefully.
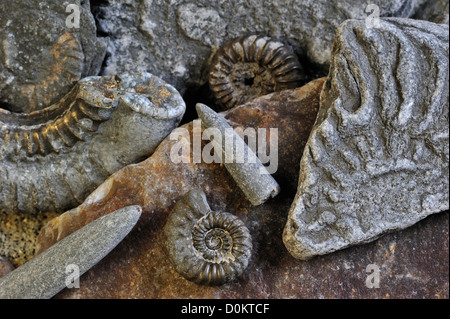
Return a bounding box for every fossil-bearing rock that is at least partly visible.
[283,18,449,260]
[0,0,107,113]
[0,73,185,214]
[164,189,252,286]
[92,0,422,95]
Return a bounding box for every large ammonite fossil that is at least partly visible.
[164,189,252,286]
[208,34,305,109]
[0,73,185,214]
[0,1,106,113]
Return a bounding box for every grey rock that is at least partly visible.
[93,0,422,95]
[0,0,107,113]
[196,103,280,206]
[283,18,449,260]
[0,73,185,214]
[414,0,449,24]
[0,205,141,299]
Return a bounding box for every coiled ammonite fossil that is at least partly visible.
[0,73,185,214]
[208,34,305,109]
[164,189,252,286]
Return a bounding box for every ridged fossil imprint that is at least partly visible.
[164,189,252,286]
[283,18,449,260]
[0,73,186,214]
[209,34,305,109]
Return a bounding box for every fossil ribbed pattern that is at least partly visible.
[0,73,185,214]
[283,18,449,260]
[209,34,305,109]
[164,189,252,286]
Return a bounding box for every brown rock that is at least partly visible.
[34,77,448,298]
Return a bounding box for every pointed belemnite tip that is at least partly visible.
[109,205,142,226]
[195,103,213,117]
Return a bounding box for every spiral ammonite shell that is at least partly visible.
[208,34,305,109]
[164,189,252,286]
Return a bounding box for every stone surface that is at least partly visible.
[0,206,141,299]
[29,78,448,298]
[92,0,422,95]
[0,257,14,278]
[413,0,449,24]
[0,72,185,214]
[0,0,107,113]
[283,18,449,260]
[0,211,59,267]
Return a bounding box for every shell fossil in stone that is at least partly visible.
[283,18,449,260]
[0,73,186,214]
[0,32,84,114]
[208,34,305,109]
[0,1,107,113]
[164,189,252,286]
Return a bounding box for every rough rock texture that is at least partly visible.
[0,73,185,214]
[29,79,448,298]
[0,256,14,278]
[283,18,449,260]
[0,206,141,299]
[414,0,449,24]
[92,0,422,94]
[0,0,107,113]
[0,211,59,267]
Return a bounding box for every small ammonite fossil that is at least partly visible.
[208,34,305,109]
[164,189,252,286]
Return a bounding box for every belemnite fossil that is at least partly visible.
[164,189,252,286]
[196,103,280,206]
[0,205,142,299]
[209,34,305,109]
[0,73,186,214]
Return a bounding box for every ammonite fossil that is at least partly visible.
[0,73,185,214]
[164,189,252,286]
[0,0,106,113]
[208,34,305,109]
